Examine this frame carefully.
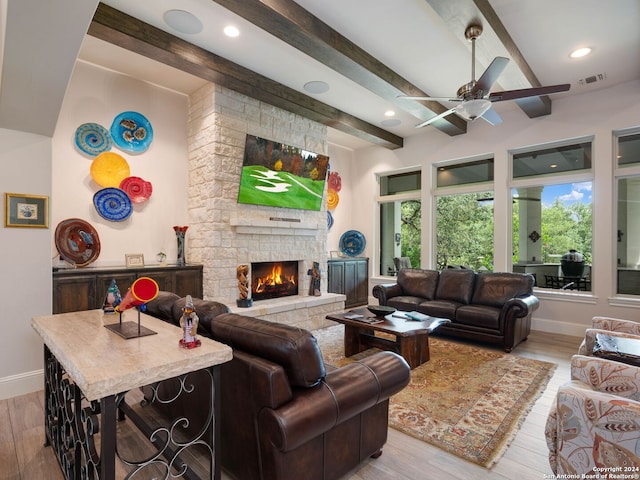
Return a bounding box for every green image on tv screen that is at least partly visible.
[237,135,329,211]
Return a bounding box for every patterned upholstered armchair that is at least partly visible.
[577,316,640,356]
[545,355,640,475]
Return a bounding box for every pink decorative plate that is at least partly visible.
[119,176,153,203]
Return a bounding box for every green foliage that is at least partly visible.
[400,200,421,268]
[436,193,494,270]
[541,199,592,263]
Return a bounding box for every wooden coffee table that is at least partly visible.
[326,308,448,369]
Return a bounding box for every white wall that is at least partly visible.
[52,61,190,267]
[352,80,640,337]
[326,143,356,253]
[0,128,52,399]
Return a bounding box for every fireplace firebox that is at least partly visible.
[251,261,298,301]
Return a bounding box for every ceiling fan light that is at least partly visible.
[457,99,492,121]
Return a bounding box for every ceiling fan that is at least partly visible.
[400,25,571,128]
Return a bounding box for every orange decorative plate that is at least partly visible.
[90,152,130,188]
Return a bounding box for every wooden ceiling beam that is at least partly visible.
[88,3,404,149]
[210,0,468,136]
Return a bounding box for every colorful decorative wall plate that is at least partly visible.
[93,188,133,222]
[119,176,153,203]
[75,123,112,156]
[55,218,101,267]
[339,230,366,257]
[90,152,131,188]
[327,211,334,230]
[110,111,153,153]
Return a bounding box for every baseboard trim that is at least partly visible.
[0,369,43,400]
[532,317,586,338]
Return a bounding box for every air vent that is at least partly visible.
[578,73,607,86]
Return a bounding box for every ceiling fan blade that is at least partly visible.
[472,57,509,96]
[480,107,503,126]
[488,84,571,102]
[399,95,462,102]
[415,107,458,128]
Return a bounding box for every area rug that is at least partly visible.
[313,325,557,468]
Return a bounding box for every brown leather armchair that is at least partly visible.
[211,313,411,480]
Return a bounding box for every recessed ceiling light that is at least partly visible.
[381,119,401,127]
[385,110,396,117]
[570,47,592,59]
[550,164,558,168]
[163,10,203,35]
[303,81,330,94]
[224,25,240,37]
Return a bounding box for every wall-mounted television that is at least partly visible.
[237,134,329,211]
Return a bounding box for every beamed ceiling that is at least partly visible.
[0,0,637,150]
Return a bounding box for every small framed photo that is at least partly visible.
[125,253,145,268]
[4,193,49,228]
[330,250,342,258]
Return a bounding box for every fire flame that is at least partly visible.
[255,264,296,293]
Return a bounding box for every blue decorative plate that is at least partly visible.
[75,123,112,156]
[110,111,153,153]
[327,211,334,230]
[339,230,366,257]
[93,188,133,222]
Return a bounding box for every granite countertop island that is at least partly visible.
[32,308,233,401]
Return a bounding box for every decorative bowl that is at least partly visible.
[366,305,396,318]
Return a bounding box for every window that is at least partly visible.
[510,139,593,291]
[434,157,494,271]
[615,129,640,295]
[377,170,421,276]
[436,192,494,270]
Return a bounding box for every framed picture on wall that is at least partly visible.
[4,193,49,228]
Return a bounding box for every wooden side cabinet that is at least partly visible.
[53,264,203,314]
[328,257,369,308]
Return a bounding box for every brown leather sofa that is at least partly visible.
[144,292,411,480]
[373,268,539,352]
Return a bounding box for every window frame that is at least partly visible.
[613,126,640,296]
[375,166,423,277]
[508,136,594,292]
[432,155,495,270]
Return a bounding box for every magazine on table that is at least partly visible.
[392,310,451,330]
[343,312,384,324]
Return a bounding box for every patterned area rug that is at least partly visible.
[313,324,556,468]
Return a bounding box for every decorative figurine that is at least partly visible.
[179,295,201,349]
[102,279,121,314]
[236,264,253,307]
[307,261,321,296]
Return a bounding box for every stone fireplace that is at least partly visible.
[185,83,346,330]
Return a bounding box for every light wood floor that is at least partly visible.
[0,330,580,480]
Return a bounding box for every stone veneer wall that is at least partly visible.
[186,83,342,329]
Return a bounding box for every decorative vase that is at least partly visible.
[173,226,188,266]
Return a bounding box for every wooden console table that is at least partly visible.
[32,309,232,479]
[52,264,203,314]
